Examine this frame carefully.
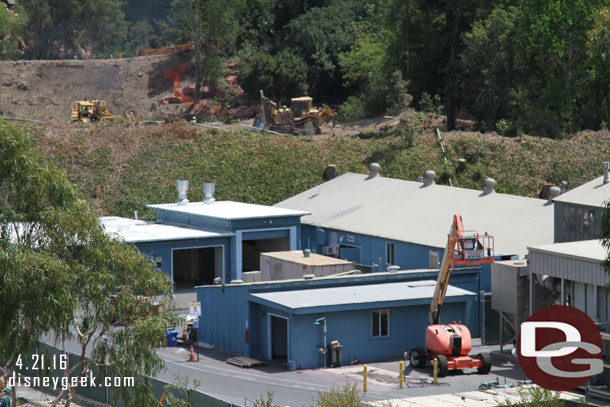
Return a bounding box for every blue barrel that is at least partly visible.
[166,329,179,347]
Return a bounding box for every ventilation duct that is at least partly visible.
[176,179,189,205]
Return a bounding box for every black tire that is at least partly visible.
[436,354,448,377]
[409,348,426,368]
[476,352,492,374]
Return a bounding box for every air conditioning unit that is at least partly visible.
[322,245,338,256]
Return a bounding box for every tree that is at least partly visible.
[0,120,174,406]
[238,48,308,100]
[515,0,610,137]
[0,5,24,60]
[587,7,610,127]
[459,6,520,131]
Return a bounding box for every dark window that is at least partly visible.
[386,242,395,265]
[372,309,389,337]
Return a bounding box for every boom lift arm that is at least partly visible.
[429,214,494,325]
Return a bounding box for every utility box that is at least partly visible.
[491,260,529,315]
[259,251,355,281]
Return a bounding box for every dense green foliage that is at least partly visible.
[0,120,174,405]
[4,0,610,135]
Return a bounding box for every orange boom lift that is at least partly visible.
[409,214,495,376]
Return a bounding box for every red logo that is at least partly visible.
[517,305,602,391]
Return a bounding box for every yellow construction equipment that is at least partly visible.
[259,90,336,135]
[71,100,135,123]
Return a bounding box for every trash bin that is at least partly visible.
[329,341,343,368]
[166,329,178,347]
[334,345,343,368]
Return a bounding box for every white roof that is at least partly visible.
[528,239,607,263]
[147,201,309,220]
[261,250,354,266]
[250,280,474,310]
[553,175,610,207]
[275,173,554,257]
[100,216,232,243]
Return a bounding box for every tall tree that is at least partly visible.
[0,120,174,406]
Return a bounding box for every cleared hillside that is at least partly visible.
[21,120,610,220]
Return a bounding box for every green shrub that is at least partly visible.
[314,382,363,407]
[338,96,367,122]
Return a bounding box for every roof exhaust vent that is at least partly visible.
[176,179,189,205]
[303,249,311,258]
[203,182,216,203]
[548,186,561,203]
[604,162,609,184]
[367,163,380,179]
[482,178,496,195]
[423,170,436,186]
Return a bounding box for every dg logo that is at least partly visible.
[517,305,603,391]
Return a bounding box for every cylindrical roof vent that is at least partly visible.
[203,182,216,203]
[423,170,436,186]
[604,162,609,184]
[548,186,561,203]
[176,179,189,205]
[483,178,496,195]
[368,163,380,178]
[303,249,311,258]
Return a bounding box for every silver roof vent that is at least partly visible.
[176,179,189,205]
[548,186,561,203]
[203,182,216,203]
[367,163,380,179]
[483,178,496,195]
[423,170,436,186]
[604,162,609,184]
[303,249,311,258]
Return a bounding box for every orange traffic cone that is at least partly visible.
[188,345,197,362]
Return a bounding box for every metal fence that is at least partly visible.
[19,343,237,407]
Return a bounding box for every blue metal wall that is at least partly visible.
[196,271,480,364]
[301,224,495,293]
[280,300,470,370]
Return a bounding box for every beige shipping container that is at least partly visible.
[259,250,355,281]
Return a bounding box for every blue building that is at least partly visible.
[101,181,309,286]
[275,166,556,292]
[196,270,477,369]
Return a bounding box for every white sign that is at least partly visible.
[189,301,201,316]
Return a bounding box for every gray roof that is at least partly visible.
[100,216,233,243]
[528,239,608,286]
[528,239,606,263]
[553,175,610,207]
[250,280,474,312]
[275,173,554,257]
[147,201,310,220]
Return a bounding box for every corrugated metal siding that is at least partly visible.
[259,255,354,281]
[530,251,608,286]
[196,270,481,363]
[289,302,468,369]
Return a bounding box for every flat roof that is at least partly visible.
[261,250,354,266]
[553,175,609,207]
[275,172,554,257]
[147,201,310,220]
[250,280,474,313]
[100,216,233,243]
[528,239,606,263]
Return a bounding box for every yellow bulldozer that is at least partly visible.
[71,100,135,123]
[258,90,336,135]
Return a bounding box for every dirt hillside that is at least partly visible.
[0,53,206,121]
